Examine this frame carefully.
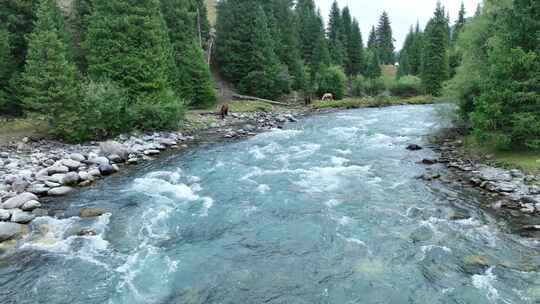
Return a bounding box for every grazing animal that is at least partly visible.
[219,103,229,119]
[322,93,334,101]
[304,95,312,106]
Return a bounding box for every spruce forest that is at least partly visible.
[0,0,538,152]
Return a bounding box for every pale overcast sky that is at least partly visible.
[316,0,483,50]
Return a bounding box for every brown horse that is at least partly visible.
[219,103,229,119]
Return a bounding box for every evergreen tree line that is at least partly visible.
[397,2,459,96]
[0,0,216,142]
[445,0,540,150]
[215,0,397,100]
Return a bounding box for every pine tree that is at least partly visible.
[471,0,540,148]
[409,22,424,75]
[296,0,330,72]
[398,27,414,77]
[0,28,13,113]
[161,0,216,109]
[347,19,364,76]
[421,2,450,95]
[72,0,94,73]
[0,0,38,116]
[86,0,183,130]
[270,0,305,90]
[375,11,395,64]
[474,4,482,17]
[86,0,175,98]
[364,49,381,78]
[195,0,211,45]
[367,26,377,50]
[327,1,345,66]
[21,0,79,130]
[453,2,466,42]
[215,0,284,99]
[340,7,355,75]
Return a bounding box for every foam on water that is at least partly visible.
[131,170,215,217]
[296,164,372,192]
[472,267,510,303]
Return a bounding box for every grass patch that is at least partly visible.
[463,135,540,173]
[0,117,48,143]
[312,96,434,110]
[381,65,397,89]
[228,100,273,113]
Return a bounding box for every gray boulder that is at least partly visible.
[61,172,80,185]
[69,153,86,162]
[477,166,512,182]
[21,200,41,211]
[100,141,129,161]
[11,179,29,193]
[48,186,74,196]
[0,209,11,221]
[61,159,82,170]
[27,184,50,195]
[78,171,91,181]
[11,210,35,223]
[1,192,38,209]
[47,165,69,175]
[0,222,24,242]
[98,164,114,176]
[107,154,123,163]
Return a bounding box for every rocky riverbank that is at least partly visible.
[419,131,540,237]
[0,109,300,243]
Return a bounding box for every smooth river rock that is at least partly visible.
[11,210,35,224]
[61,159,82,170]
[98,164,114,176]
[21,200,41,211]
[61,172,80,186]
[48,186,74,196]
[1,192,38,209]
[0,209,11,221]
[80,208,107,218]
[0,222,24,242]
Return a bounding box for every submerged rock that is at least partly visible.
[80,208,107,218]
[407,144,423,151]
[0,222,24,242]
[410,226,434,243]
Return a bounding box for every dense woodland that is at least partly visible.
[0,0,538,151]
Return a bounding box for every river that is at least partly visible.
[1,104,539,303]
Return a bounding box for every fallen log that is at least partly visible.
[232,94,289,106]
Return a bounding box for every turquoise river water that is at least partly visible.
[1,105,539,303]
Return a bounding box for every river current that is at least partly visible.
[1,105,539,303]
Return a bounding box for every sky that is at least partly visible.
[316,0,483,50]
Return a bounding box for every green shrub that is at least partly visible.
[364,77,385,96]
[132,89,185,131]
[390,75,423,97]
[316,65,347,100]
[60,80,132,142]
[351,75,366,97]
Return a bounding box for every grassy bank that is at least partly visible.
[311,95,435,110]
[0,118,48,145]
[463,136,540,174]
